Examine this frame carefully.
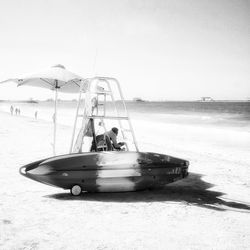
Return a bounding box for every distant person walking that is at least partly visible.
[15,108,18,115]
[52,113,55,123]
[10,105,14,115]
[35,111,38,119]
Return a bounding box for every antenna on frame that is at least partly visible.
[92,49,98,76]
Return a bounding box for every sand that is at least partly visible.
[0,111,250,250]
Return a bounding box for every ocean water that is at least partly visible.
[126,101,250,129]
[1,101,250,130]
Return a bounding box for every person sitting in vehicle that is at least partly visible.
[92,127,125,151]
[104,127,125,150]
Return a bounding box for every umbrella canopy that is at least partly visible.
[15,64,84,93]
[0,64,85,155]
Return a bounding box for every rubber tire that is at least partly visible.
[70,185,82,196]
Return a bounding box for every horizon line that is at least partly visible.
[1,99,250,103]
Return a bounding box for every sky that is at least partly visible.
[0,0,249,101]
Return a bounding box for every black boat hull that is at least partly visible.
[20,151,189,193]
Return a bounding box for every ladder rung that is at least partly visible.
[96,91,111,95]
[122,129,132,132]
[88,115,129,120]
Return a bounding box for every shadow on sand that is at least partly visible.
[46,173,250,212]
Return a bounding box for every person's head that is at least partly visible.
[111,127,118,135]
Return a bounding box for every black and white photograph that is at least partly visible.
[0,0,249,249]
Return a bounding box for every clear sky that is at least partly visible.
[0,0,249,101]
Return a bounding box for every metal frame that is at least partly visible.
[69,79,89,153]
[69,77,139,153]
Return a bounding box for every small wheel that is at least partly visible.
[70,185,82,196]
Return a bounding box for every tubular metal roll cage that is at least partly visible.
[69,77,139,153]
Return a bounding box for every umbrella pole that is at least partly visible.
[53,85,58,155]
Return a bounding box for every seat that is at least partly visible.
[91,134,113,151]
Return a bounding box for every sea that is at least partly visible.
[0,101,250,131]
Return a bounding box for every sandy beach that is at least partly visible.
[0,110,250,250]
[0,0,249,248]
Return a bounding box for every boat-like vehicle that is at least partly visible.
[19,77,189,195]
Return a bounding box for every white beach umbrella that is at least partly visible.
[1,64,85,155]
[16,64,83,93]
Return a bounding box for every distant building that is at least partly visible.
[27,98,38,103]
[133,97,145,102]
[200,97,214,102]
